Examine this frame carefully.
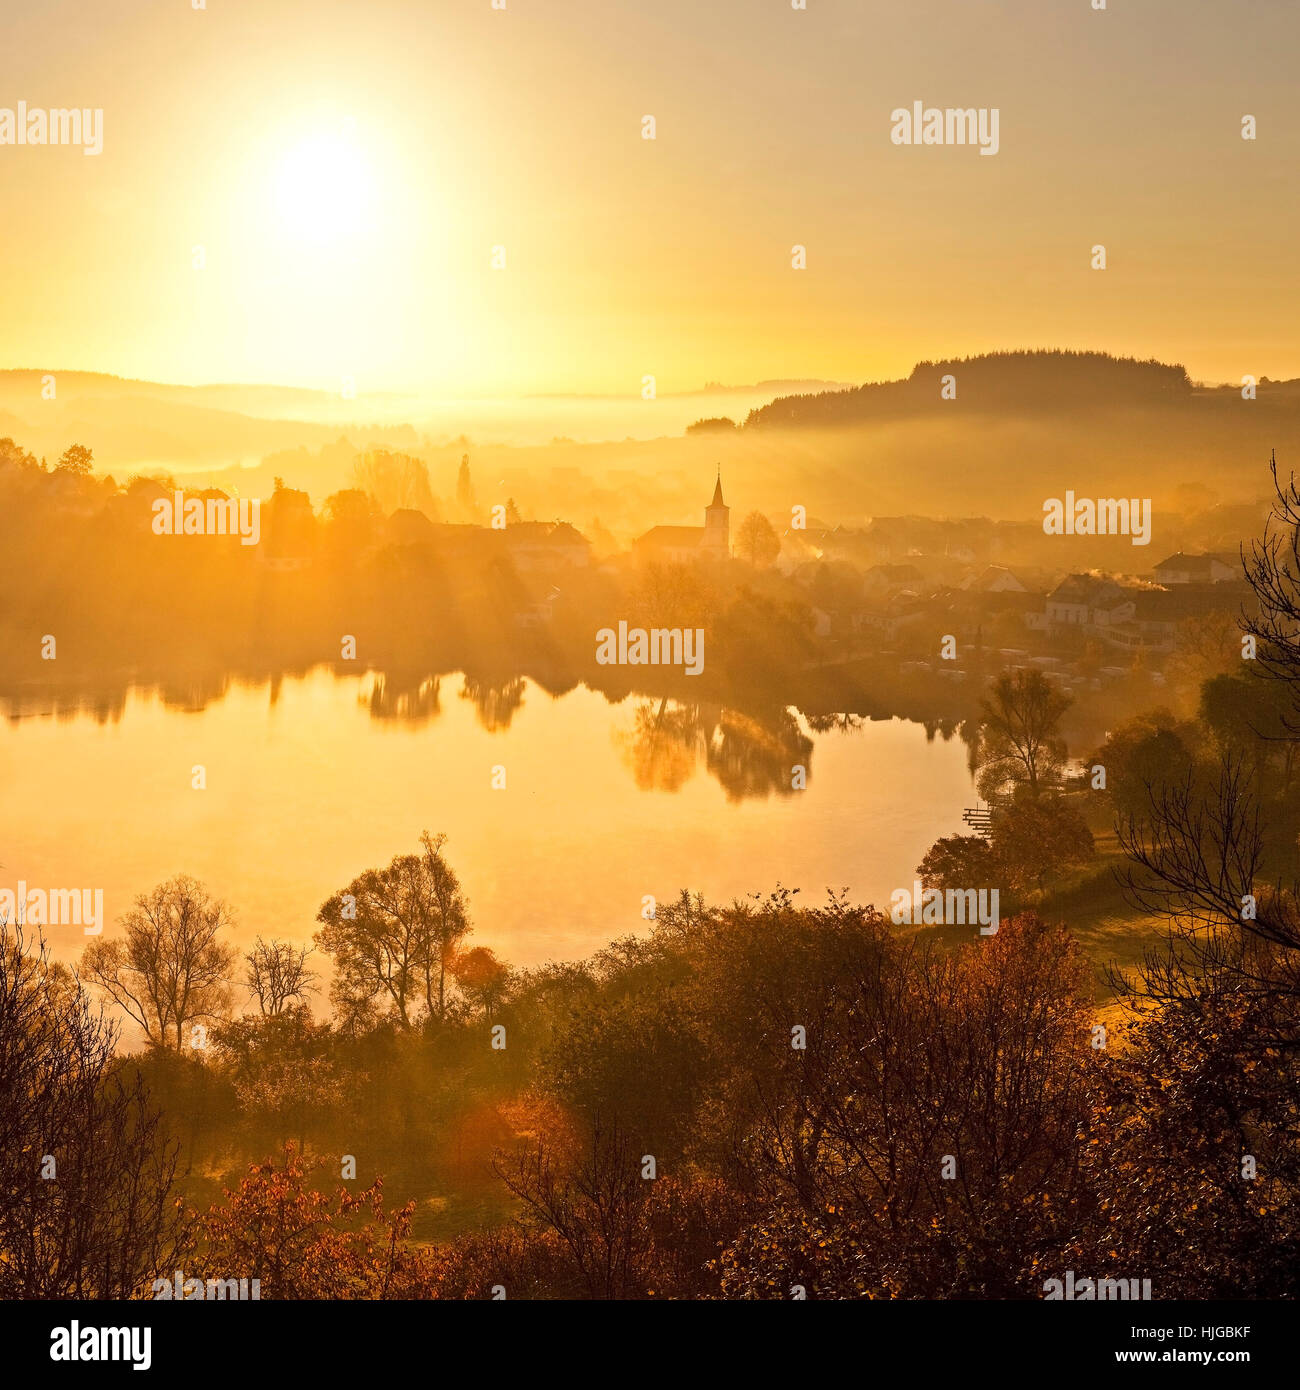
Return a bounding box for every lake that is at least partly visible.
[1,669,975,982]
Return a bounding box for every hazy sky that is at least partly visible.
[3,0,1298,394]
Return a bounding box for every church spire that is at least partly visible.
[704,467,729,556]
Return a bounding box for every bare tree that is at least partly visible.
[1114,753,1300,1018]
[1243,451,1300,724]
[245,937,318,1017]
[0,920,189,1297]
[351,448,437,518]
[1117,758,1268,941]
[975,669,1071,800]
[494,1122,651,1299]
[1108,452,1300,1030]
[81,875,237,1049]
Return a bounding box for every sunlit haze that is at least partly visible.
[3,0,1300,394]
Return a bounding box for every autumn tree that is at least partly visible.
[315,831,471,1028]
[915,833,998,894]
[0,923,188,1297]
[213,1007,343,1153]
[989,792,1094,896]
[448,946,510,1021]
[975,669,1071,800]
[1164,610,1244,709]
[55,443,93,475]
[1072,944,1300,1298]
[0,436,38,472]
[245,937,318,1017]
[664,897,1093,1298]
[487,1109,738,1300]
[630,561,716,631]
[1089,709,1202,820]
[736,511,780,568]
[321,488,380,559]
[81,875,238,1050]
[1200,669,1298,782]
[194,1144,435,1298]
[537,980,705,1163]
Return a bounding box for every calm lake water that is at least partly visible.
[2,669,974,978]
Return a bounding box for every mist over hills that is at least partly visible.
[0,369,796,467]
[0,351,1293,541]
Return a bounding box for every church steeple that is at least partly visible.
[704,468,729,555]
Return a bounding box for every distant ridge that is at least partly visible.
[0,368,336,405]
[743,350,1196,428]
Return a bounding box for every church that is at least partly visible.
[633,474,729,564]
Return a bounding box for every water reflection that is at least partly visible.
[0,667,975,806]
[0,668,977,971]
[364,674,443,726]
[459,674,526,732]
[618,699,815,802]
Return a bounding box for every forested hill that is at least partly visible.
[744,351,1199,428]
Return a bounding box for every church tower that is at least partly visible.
[704,470,729,556]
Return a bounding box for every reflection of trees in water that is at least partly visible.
[708,708,814,803]
[363,674,442,726]
[618,699,814,802]
[459,675,526,732]
[920,716,965,745]
[804,712,865,734]
[959,717,982,778]
[157,672,233,713]
[1,685,130,726]
[618,699,709,792]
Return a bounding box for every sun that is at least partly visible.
[270,123,374,250]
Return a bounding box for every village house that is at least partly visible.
[961,564,1026,593]
[501,521,591,572]
[1118,581,1253,651]
[1153,551,1238,585]
[863,562,926,597]
[1045,574,1135,632]
[386,508,436,547]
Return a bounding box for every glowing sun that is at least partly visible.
[271,125,374,249]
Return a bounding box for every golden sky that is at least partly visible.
[2,0,1298,395]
